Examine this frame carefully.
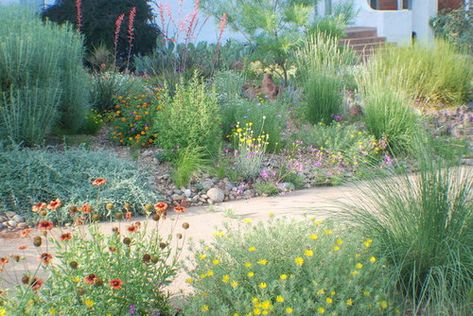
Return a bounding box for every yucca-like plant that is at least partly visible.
[342,149,473,313]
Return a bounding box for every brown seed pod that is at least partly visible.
[123,237,132,246]
[115,212,123,220]
[21,275,30,285]
[176,233,183,239]
[69,261,79,269]
[182,222,190,230]
[33,236,42,247]
[142,254,151,263]
[159,242,167,249]
[152,214,160,221]
[151,256,159,264]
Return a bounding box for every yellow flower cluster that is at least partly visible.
[233,121,269,150]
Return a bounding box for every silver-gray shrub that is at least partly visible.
[0,7,89,144]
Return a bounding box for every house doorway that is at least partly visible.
[369,0,410,10]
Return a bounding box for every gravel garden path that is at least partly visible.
[0,183,357,296]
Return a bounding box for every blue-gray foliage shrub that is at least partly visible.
[0,7,89,144]
[0,147,159,221]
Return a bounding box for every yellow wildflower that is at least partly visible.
[355,263,363,269]
[257,259,268,265]
[379,300,388,309]
[280,274,288,280]
[201,305,209,312]
[336,239,343,245]
[84,299,94,308]
[212,259,220,265]
[213,231,225,237]
[0,308,6,316]
[294,257,304,266]
[363,239,373,248]
[248,246,257,252]
[259,282,267,289]
[309,233,318,240]
[185,278,193,284]
[285,307,294,314]
[247,271,255,278]
[351,270,360,277]
[199,253,207,260]
[276,295,285,303]
[370,256,377,263]
[49,308,57,315]
[253,308,262,315]
[317,289,325,296]
[333,245,341,252]
[206,270,214,277]
[330,290,336,296]
[72,276,81,283]
[346,298,353,306]
[317,307,325,314]
[304,249,314,257]
[363,290,370,297]
[326,297,333,304]
[243,218,253,224]
[222,275,230,283]
[231,281,239,288]
[244,262,253,268]
[324,229,333,235]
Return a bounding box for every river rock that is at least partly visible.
[207,188,225,203]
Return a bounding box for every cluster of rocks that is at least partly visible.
[428,105,473,149]
[0,211,28,232]
[156,174,260,206]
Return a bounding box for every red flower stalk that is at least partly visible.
[31,277,43,291]
[75,0,82,32]
[84,274,98,285]
[126,7,137,70]
[114,13,126,64]
[60,232,72,241]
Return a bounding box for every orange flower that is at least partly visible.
[60,232,72,241]
[154,202,168,214]
[127,224,139,233]
[174,205,186,213]
[38,220,54,231]
[84,274,98,285]
[31,277,43,291]
[47,199,62,210]
[40,253,53,265]
[32,202,47,213]
[20,228,32,238]
[80,203,92,214]
[109,278,123,290]
[91,178,107,186]
[0,257,9,265]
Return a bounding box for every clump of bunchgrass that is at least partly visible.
[172,146,210,187]
[342,150,473,314]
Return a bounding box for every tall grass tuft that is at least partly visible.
[363,40,473,107]
[296,33,357,124]
[0,7,89,144]
[342,153,473,313]
[172,146,210,187]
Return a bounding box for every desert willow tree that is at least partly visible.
[200,0,317,85]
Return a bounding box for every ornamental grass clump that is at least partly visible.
[183,218,397,315]
[0,192,186,315]
[342,155,473,314]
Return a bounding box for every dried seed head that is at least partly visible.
[123,237,132,246]
[33,236,42,247]
[142,254,151,263]
[69,261,79,269]
[182,222,190,230]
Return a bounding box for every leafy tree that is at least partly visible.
[42,0,161,65]
[201,0,316,84]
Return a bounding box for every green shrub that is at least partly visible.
[0,147,159,222]
[2,218,182,315]
[254,181,279,196]
[172,146,210,188]
[110,89,161,147]
[431,6,473,54]
[157,74,222,159]
[364,40,473,106]
[0,7,89,144]
[343,157,473,314]
[78,109,105,135]
[90,72,147,113]
[184,218,397,315]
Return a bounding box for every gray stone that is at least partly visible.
[7,220,17,227]
[0,223,4,230]
[13,215,24,223]
[172,194,185,201]
[207,188,225,203]
[5,211,16,218]
[183,189,192,198]
[17,222,28,229]
[200,180,214,191]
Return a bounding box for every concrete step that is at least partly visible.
[350,41,386,52]
[344,27,378,39]
[339,36,386,46]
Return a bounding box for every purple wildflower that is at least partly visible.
[129,304,136,315]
